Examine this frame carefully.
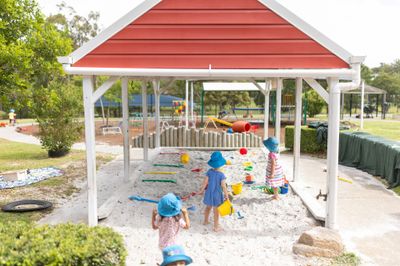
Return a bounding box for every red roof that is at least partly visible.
[72,0,350,69]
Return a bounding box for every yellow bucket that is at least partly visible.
[232,182,243,195]
[218,200,235,216]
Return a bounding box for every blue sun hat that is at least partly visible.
[10,109,15,113]
[161,245,193,266]
[207,151,226,169]
[157,193,182,217]
[263,137,279,153]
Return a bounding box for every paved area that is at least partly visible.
[281,154,400,266]
[0,124,123,155]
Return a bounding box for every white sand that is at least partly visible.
[102,149,329,265]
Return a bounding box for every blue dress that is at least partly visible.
[203,169,225,207]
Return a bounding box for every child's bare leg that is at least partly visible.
[203,206,212,225]
[213,207,222,232]
[273,188,279,200]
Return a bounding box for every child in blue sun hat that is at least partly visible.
[152,193,190,250]
[160,245,193,266]
[198,151,229,232]
[263,137,285,200]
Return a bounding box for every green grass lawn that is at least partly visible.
[350,120,400,141]
[0,138,87,172]
[0,138,114,223]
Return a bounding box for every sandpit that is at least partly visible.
[102,148,328,265]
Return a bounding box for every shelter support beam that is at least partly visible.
[293,78,302,182]
[360,81,365,130]
[185,80,189,129]
[326,78,340,229]
[191,81,194,127]
[275,78,282,144]
[83,76,97,226]
[153,80,161,148]
[122,77,130,181]
[92,76,118,103]
[304,78,329,104]
[264,80,271,140]
[142,81,149,161]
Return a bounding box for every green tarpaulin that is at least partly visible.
[339,131,400,188]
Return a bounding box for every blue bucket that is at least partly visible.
[280,183,289,194]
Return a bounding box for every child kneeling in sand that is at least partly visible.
[198,151,229,232]
[264,137,285,200]
[152,193,190,250]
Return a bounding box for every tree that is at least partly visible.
[32,79,82,157]
[0,0,72,114]
[47,1,100,49]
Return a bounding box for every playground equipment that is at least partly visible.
[208,117,251,133]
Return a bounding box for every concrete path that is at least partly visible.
[0,124,123,155]
[281,154,400,266]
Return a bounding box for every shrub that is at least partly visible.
[0,110,7,120]
[0,222,127,265]
[285,126,327,153]
[305,90,326,117]
[32,79,83,157]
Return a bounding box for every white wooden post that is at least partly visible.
[264,80,271,140]
[185,80,189,129]
[83,76,97,226]
[153,80,161,148]
[122,77,130,181]
[142,81,149,161]
[190,81,194,127]
[293,78,302,182]
[360,80,365,130]
[326,78,340,229]
[275,78,282,144]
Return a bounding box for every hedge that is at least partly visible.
[285,126,327,153]
[0,222,127,265]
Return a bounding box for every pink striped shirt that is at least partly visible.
[266,152,284,188]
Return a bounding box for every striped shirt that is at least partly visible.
[266,152,285,188]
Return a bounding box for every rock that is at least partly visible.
[293,243,341,258]
[293,227,343,258]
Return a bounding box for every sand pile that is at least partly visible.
[102,149,328,265]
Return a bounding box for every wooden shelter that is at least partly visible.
[58,0,364,228]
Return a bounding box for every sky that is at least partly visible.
[36,0,400,68]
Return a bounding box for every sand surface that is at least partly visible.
[101,149,328,265]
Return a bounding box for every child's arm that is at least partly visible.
[221,179,229,200]
[151,208,159,230]
[197,176,209,194]
[181,208,190,229]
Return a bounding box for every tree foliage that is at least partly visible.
[47,1,100,49]
[0,0,72,113]
[32,79,82,156]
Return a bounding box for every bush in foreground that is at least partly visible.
[0,222,127,265]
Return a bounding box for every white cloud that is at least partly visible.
[37,0,400,67]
